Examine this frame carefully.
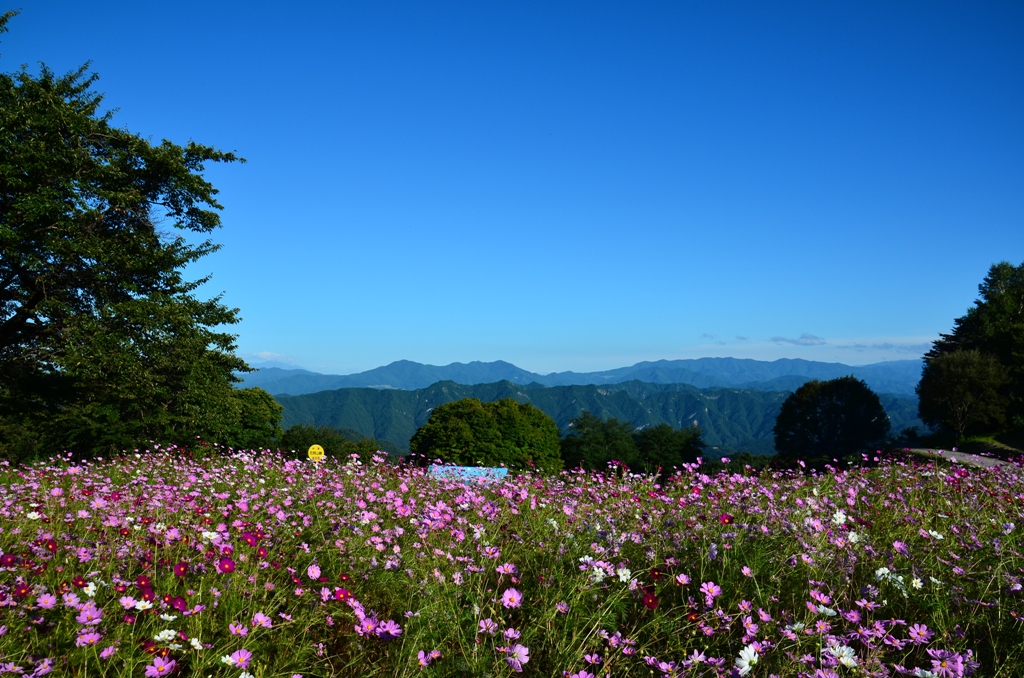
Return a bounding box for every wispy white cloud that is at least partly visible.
[770,333,827,346]
[832,341,931,354]
[243,351,303,366]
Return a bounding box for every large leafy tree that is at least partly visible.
[917,350,1006,444]
[773,376,890,463]
[921,260,1024,430]
[560,413,705,475]
[0,12,276,459]
[410,398,562,473]
[560,412,642,471]
[634,422,705,474]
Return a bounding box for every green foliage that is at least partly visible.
[0,19,277,460]
[280,424,410,462]
[561,412,641,471]
[634,422,705,473]
[223,387,284,450]
[280,425,350,458]
[773,376,891,463]
[561,414,705,474]
[917,349,1007,444]
[925,260,1024,429]
[409,397,562,472]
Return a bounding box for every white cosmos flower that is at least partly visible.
[827,644,857,667]
[735,644,759,676]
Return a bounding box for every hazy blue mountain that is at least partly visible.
[275,380,923,456]
[240,357,923,396]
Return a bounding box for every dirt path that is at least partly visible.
[906,448,1019,470]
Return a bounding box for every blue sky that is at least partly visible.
[6,1,1022,375]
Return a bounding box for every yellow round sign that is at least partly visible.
[307,444,325,462]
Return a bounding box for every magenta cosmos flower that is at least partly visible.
[501,588,523,609]
[506,644,530,672]
[225,649,252,669]
[217,556,235,574]
[145,657,176,677]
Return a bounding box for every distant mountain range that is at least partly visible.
[275,379,924,456]
[241,357,923,396]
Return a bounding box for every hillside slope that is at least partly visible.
[276,380,923,455]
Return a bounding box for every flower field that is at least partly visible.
[1,448,1022,677]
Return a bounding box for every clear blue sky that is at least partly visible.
[6,1,1022,375]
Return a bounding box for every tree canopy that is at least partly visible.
[560,412,705,475]
[280,424,399,461]
[917,349,1006,444]
[0,12,280,460]
[921,260,1024,431]
[773,376,890,463]
[409,397,563,472]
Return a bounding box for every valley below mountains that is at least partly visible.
[272,370,924,456]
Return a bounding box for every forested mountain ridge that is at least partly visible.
[275,380,923,456]
[243,357,923,395]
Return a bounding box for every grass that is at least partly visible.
[0,447,1022,677]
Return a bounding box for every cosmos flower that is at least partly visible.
[506,644,530,672]
[501,588,523,609]
[908,623,934,645]
[221,648,252,669]
[145,657,177,677]
[735,644,759,676]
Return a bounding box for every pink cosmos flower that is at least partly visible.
[99,646,117,659]
[145,657,176,677]
[376,619,402,640]
[229,623,249,636]
[699,581,722,598]
[36,593,57,610]
[506,644,530,673]
[230,649,252,669]
[252,612,272,628]
[76,631,102,647]
[76,604,103,625]
[908,623,934,644]
[501,588,523,608]
[307,563,321,580]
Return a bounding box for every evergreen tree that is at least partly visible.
[0,12,275,459]
[922,260,1024,430]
